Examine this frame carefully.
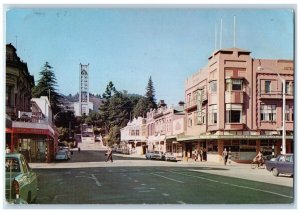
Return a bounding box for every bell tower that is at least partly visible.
[79,63,89,116]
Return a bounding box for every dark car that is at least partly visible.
[265,154,293,177]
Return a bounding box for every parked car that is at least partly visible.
[55,150,69,161]
[152,151,165,160]
[265,154,293,177]
[5,153,38,204]
[164,152,177,161]
[145,151,154,159]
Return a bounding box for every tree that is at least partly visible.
[107,125,121,147]
[145,76,157,109]
[32,62,61,114]
[133,76,158,117]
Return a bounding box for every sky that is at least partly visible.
[5,7,294,105]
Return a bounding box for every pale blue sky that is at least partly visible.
[6,7,294,105]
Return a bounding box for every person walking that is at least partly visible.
[106,147,113,162]
[222,148,228,166]
[228,147,232,165]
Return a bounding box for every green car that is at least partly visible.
[5,153,38,204]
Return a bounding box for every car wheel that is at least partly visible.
[272,168,279,176]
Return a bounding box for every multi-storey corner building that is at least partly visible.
[180,48,294,162]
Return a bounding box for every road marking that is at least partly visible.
[170,171,293,199]
[141,183,146,186]
[150,173,184,183]
[150,188,156,190]
[91,174,101,187]
[134,180,139,182]
[177,201,186,204]
[75,174,101,187]
[162,193,169,196]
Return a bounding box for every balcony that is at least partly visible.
[185,93,207,110]
[225,91,244,103]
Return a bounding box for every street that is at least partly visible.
[31,150,294,205]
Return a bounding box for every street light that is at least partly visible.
[257,66,286,154]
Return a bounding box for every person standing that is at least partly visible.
[222,148,228,166]
[106,147,113,162]
[199,148,203,162]
[193,149,198,162]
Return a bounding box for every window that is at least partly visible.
[260,105,276,121]
[285,105,290,121]
[6,86,14,107]
[209,105,217,124]
[285,81,293,95]
[265,81,271,94]
[210,81,217,93]
[188,116,193,127]
[196,108,206,125]
[136,130,139,136]
[226,79,243,91]
[226,104,242,123]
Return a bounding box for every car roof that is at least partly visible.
[6,153,22,158]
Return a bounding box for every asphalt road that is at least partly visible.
[32,150,294,206]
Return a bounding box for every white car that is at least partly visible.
[164,152,177,161]
[55,150,69,160]
[152,151,164,160]
[145,152,154,159]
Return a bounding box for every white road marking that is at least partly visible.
[134,180,139,182]
[141,183,146,186]
[91,174,101,187]
[75,174,101,187]
[150,188,156,190]
[150,173,184,183]
[170,171,293,199]
[162,193,169,196]
[177,201,186,204]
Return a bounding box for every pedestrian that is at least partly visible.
[193,149,198,161]
[106,147,113,162]
[222,148,228,166]
[78,147,81,153]
[200,148,203,162]
[228,147,232,165]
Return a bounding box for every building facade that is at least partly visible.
[120,117,147,154]
[180,48,294,162]
[5,44,58,162]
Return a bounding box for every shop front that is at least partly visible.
[178,135,294,163]
[6,123,58,163]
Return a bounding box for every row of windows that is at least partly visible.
[187,79,293,103]
[187,104,294,127]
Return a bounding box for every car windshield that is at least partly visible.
[57,151,66,155]
[5,157,20,173]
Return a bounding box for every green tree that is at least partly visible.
[32,62,61,114]
[107,125,121,147]
[133,76,157,117]
[145,76,157,109]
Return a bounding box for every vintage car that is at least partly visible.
[164,152,177,161]
[152,151,165,160]
[5,153,38,204]
[145,151,154,159]
[55,150,69,160]
[265,154,294,177]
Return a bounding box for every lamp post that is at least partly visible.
[257,66,286,154]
